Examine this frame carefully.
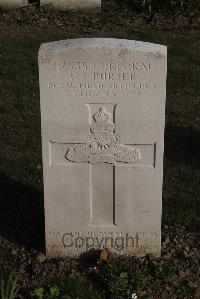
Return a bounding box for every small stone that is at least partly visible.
[11,249,17,255]
[188,281,199,289]
[165,285,171,291]
[36,253,46,263]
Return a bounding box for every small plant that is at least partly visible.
[50,286,60,298]
[142,0,152,14]
[34,287,44,299]
[129,0,200,12]
[150,260,177,280]
[0,268,20,299]
[33,275,102,299]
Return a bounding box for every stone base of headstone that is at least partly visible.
[0,0,27,9]
[41,0,101,10]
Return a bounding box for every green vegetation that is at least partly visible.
[120,0,200,13]
[0,268,20,299]
[141,0,200,12]
[34,274,102,299]
[31,249,199,298]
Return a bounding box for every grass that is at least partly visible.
[0,14,199,234]
[30,248,199,298]
[0,7,199,298]
[0,268,20,299]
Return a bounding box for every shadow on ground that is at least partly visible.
[163,125,200,231]
[165,125,200,167]
[0,174,45,251]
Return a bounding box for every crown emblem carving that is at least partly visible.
[66,107,141,164]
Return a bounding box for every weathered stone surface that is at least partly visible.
[39,38,167,257]
[0,0,27,9]
[41,0,101,10]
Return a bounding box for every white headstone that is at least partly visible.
[39,38,167,257]
[0,0,27,9]
[41,0,101,9]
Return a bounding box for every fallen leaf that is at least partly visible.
[100,248,113,263]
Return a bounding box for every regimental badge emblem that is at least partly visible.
[65,107,141,164]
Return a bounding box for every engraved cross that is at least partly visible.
[50,104,155,227]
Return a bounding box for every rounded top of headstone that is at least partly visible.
[39,38,167,56]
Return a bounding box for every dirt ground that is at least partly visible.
[0,5,200,298]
